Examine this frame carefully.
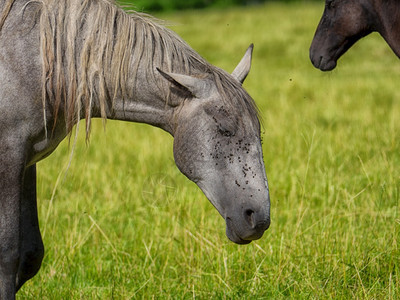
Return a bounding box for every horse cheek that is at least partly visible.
[173,126,202,182]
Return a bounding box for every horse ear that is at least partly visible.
[232,44,253,84]
[157,68,210,99]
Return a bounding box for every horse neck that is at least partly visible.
[374,0,400,57]
[105,73,177,135]
[58,1,203,136]
[102,23,204,136]
[41,0,210,136]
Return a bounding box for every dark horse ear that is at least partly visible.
[157,68,211,99]
[231,44,253,84]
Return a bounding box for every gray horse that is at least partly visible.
[0,0,270,298]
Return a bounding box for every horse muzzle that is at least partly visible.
[310,54,337,71]
[225,205,270,245]
[309,45,338,71]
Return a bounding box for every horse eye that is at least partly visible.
[326,0,334,8]
[218,126,235,137]
[219,129,235,137]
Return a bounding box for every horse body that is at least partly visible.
[310,0,400,71]
[0,0,270,298]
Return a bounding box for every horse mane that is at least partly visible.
[1,0,259,138]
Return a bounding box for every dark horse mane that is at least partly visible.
[0,0,259,136]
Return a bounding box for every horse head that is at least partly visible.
[310,0,375,71]
[158,45,270,244]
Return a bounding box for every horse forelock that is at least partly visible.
[1,0,260,138]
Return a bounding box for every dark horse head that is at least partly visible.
[310,0,379,71]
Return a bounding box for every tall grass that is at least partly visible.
[19,2,400,298]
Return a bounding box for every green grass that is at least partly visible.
[19,2,400,299]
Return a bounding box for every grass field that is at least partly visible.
[18,1,400,299]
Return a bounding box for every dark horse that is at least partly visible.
[310,0,400,71]
[0,0,270,298]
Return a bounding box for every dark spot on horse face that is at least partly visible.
[310,0,373,70]
[205,104,239,138]
[173,102,243,182]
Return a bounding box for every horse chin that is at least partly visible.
[318,36,360,71]
[318,59,337,71]
[225,222,252,245]
[311,54,337,71]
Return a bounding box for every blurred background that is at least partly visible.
[122,0,303,12]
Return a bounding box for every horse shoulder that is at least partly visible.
[0,6,67,166]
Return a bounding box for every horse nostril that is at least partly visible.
[244,209,255,228]
[244,208,270,231]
